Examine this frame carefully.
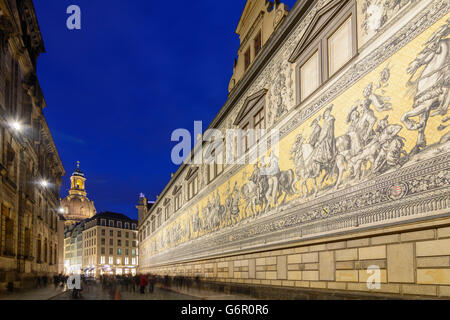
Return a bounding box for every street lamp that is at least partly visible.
[40,180,49,188]
[10,121,22,132]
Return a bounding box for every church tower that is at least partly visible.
[70,161,87,197]
[60,162,97,227]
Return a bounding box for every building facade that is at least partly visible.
[64,212,138,276]
[138,0,450,298]
[60,162,96,227]
[0,0,65,290]
[63,221,85,275]
[82,212,138,277]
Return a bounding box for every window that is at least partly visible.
[242,122,250,153]
[4,217,14,256]
[101,247,105,255]
[300,51,320,101]
[125,223,129,229]
[132,249,136,256]
[109,239,113,246]
[110,230,113,237]
[118,231,122,237]
[174,192,182,211]
[125,232,129,239]
[101,219,106,226]
[118,239,122,246]
[164,205,170,221]
[292,1,357,104]
[101,229,105,236]
[254,31,262,57]
[117,248,122,255]
[125,248,129,255]
[101,238,105,245]
[188,175,199,200]
[101,256,105,264]
[253,108,265,141]
[132,258,136,266]
[125,257,129,265]
[117,221,122,228]
[208,144,224,183]
[244,48,251,70]
[109,257,113,265]
[109,248,113,255]
[328,17,353,76]
[109,220,114,227]
[126,240,129,247]
[132,224,137,230]
[116,258,121,265]
[157,214,162,228]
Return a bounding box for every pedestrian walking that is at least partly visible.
[139,274,148,294]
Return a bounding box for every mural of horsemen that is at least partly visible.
[148,18,449,255]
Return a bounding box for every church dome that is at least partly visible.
[60,162,96,226]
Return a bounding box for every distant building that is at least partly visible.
[60,162,96,227]
[82,212,138,277]
[63,221,85,275]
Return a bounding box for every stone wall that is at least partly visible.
[141,216,450,299]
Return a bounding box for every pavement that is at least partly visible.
[0,282,255,300]
[0,285,67,300]
[163,285,256,300]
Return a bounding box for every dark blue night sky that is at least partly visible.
[33,1,297,220]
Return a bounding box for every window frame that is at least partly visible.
[244,47,251,70]
[254,30,262,57]
[294,1,357,105]
[187,174,199,200]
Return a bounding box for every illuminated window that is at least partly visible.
[108,257,113,265]
[101,256,105,264]
[117,248,121,255]
[293,2,356,104]
[125,257,129,265]
[300,51,320,101]
[132,258,136,265]
[328,17,353,76]
[116,258,121,265]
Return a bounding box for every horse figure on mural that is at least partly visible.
[291,105,336,196]
[402,20,450,155]
[224,182,241,225]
